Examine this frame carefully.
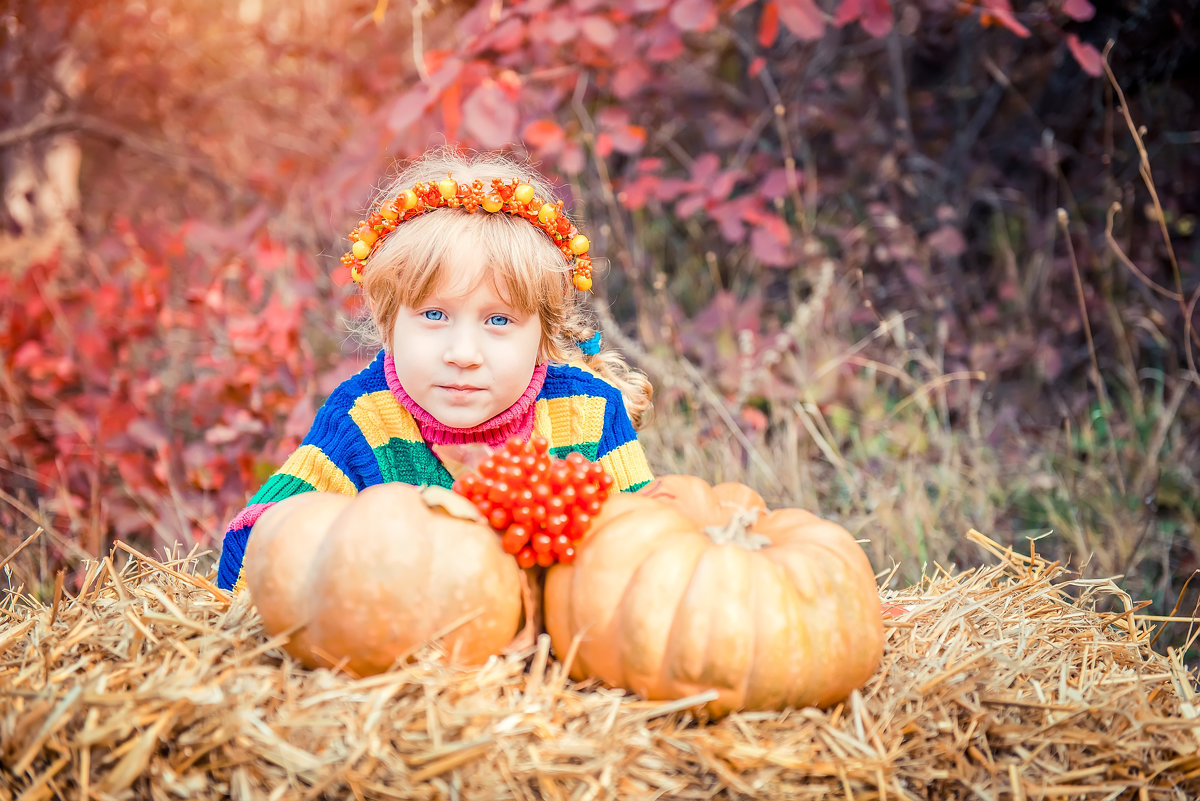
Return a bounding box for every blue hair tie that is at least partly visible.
[579,331,602,355]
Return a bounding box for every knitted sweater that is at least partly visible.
[216,349,653,590]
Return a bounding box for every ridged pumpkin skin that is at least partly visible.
[544,478,884,716]
[639,474,767,528]
[243,491,353,667]
[245,484,522,675]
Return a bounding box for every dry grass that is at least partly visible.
[3,530,1199,800]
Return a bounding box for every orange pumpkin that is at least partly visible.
[544,476,884,716]
[243,484,522,675]
[639,474,768,526]
[243,491,353,666]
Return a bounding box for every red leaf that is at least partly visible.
[833,0,861,27]
[580,15,619,48]
[669,0,718,31]
[1062,0,1095,21]
[532,14,578,45]
[644,20,687,62]
[777,0,824,40]
[595,131,614,158]
[423,52,463,92]
[978,0,1030,37]
[485,17,525,51]
[596,106,631,129]
[742,204,791,242]
[618,174,658,209]
[1066,34,1103,76]
[613,60,651,99]
[750,225,791,267]
[611,125,647,155]
[675,192,707,219]
[758,0,780,47]
[560,141,586,174]
[859,0,893,37]
[759,168,792,199]
[689,152,721,183]
[523,118,565,153]
[441,81,462,141]
[710,168,741,201]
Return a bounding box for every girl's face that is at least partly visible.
[390,250,542,430]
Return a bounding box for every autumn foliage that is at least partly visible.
[0,225,323,555]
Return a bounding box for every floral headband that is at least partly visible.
[340,176,593,291]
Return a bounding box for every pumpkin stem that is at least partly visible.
[419,485,486,524]
[703,508,770,550]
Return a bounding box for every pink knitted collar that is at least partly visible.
[383,353,547,447]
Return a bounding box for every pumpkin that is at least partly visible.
[243,483,523,674]
[639,473,769,526]
[243,491,353,666]
[544,475,884,716]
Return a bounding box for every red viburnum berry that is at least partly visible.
[452,435,615,567]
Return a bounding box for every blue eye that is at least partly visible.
[423,310,446,321]
[488,315,511,326]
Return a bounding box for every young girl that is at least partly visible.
[216,149,654,591]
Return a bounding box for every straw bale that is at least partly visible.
[2,531,1199,800]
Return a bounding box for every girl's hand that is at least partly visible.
[431,442,495,480]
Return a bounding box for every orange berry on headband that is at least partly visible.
[568,234,590,255]
[514,183,535,205]
[538,202,558,225]
[357,224,378,246]
[573,273,592,291]
[398,190,419,210]
[438,178,459,199]
[380,202,399,220]
[482,193,504,213]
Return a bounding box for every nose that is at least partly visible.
[444,324,483,368]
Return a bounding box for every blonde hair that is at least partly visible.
[355,148,652,428]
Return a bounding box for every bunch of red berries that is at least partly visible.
[453,436,615,568]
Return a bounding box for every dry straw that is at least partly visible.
[3,530,1200,800]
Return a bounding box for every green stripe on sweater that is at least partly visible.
[249,473,318,504]
[374,439,456,488]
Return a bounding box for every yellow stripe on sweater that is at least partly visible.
[599,440,655,492]
[279,444,357,495]
[535,395,606,448]
[350,390,422,449]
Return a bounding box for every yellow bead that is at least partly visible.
[568,234,590,255]
[357,225,378,245]
[352,240,372,260]
[438,178,459,199]
[482,193,504,213]
[399,189,419,210]
[380,202,399,220]
[514,183,535,204]
[573,273,592,292]
[538,202,558,224]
